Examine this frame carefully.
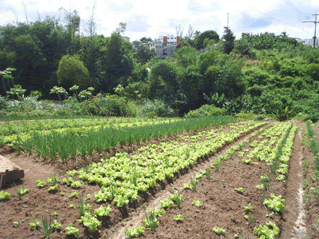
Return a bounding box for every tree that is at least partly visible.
[96,33,134,93]
[57,54,91,89]
[134,45,156,65]
[222,27,235,54]
[114,22,127,35]
[194,30,219,50]
[140,37,152,43]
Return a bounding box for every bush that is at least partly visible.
[185,104,226,118]
[0,96,7,110]
[140,99,176,118]
[306,63,319,81]
[57,54,92,89]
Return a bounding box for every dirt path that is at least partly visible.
[280,126,307,238]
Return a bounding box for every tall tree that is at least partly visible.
[222,27,235,54]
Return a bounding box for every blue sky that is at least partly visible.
[0,0,319,42]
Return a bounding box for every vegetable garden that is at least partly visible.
[0,116,318,239]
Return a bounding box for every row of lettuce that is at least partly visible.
[125,121,297,238]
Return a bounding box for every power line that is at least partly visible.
[284,0,311,19]
[303,14,319,47]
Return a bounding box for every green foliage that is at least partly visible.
[140,99,176,117]
[306,63,319,81]
[29,219,41,231]
[65,223,80,238]
[185,104,226,118]
[194,30,220,50]
[78,212,101,232]
[173,214,184,221]
[253,221,279,239]
[125,225,145,238]
[263,194,285,212]
[0,191,12,201]
[57,54,91,89]
[212,226,227,235]
[222,27,235,54]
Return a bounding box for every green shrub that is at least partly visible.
[185,105,226,118]
[306,63,319,81]
[0,96,7,110]
[57,54,92,89]
[140,99,176,118]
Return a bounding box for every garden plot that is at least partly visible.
[123,122,299,239]
[0,118,264,239]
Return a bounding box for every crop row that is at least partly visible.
[8,116,237,161]
[64,120,265,208]
[0,117,181,137]
[1,118,182,145]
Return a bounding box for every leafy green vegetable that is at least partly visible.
[0,191,12,201]
[35,180,46,188]
[191,200,203,207]
[48,184,58,192]
[173,214,184,221]
[253,221,279,239]
[94,205,112,217]
[78,212,101,232]
[212,226,227,235]
[29,219,41,230]
[125,225,145,238]
[263,194,285,212]
[65,223,80,238]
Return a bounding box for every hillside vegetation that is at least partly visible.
[1,11,319,121]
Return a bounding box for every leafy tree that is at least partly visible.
[57,54,91,89]
[95,33,134,93]
[140,37,152,43]
[114,22,127,35]
[194,30,220,50]
[134,45,156,65]
[222,27,235,54]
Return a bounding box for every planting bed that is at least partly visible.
[0,116,317,239]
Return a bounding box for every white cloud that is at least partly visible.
[0,0,318,42]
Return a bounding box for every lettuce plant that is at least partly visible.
[192,200,203,207]
[253,221,279,239]
[29,219,41,230]
[160,198,174,208]
[65,223,80,238]
[125,225,145,238]
[35,180,46,188]
[263,194,285,212]
[173,214,184,222]
[0,191,12,201]
[78,212,101,232]
[94,205,112,217]
[212,226,227,235]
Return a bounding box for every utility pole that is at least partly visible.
[303,14,319,48]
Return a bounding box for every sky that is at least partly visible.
[0,0,319,42]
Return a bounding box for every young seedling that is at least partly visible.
[13,221,19,227]
[35,180,46,188]
[192,200,203,207]
[143,207,158,230]
[37,215,55,238]
[173,214,184,222]
[205,168,211,178]
[17,187,28,199]
[169,191,183,206]
[235,187,243,193]
[212,226,227,235]
[184,177,198,191]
